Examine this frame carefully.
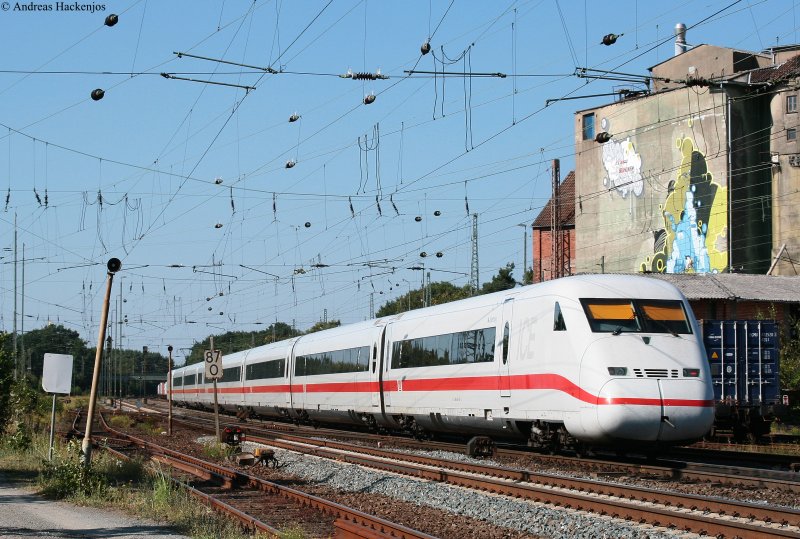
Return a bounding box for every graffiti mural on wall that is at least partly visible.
[640,136,728,274]
[601,137,644,197]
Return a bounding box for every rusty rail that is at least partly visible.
[98,414,436,539]
[245,433,800,539]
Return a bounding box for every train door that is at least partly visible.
[370,329,385,410]
[499,298,514,398]
[287,339,300,413]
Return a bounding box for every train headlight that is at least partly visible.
[607,367,627,376]
[683,368,700,377]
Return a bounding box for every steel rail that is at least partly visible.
[98,415,436,539]
[101,444,281,536]
[247,433,800,539]
[163,408,800,491]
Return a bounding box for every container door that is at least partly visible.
[746,321,780,405]
[703,321,737,403]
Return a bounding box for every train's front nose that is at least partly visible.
[656,378,714,442]
[581,333,715,444]
[595,378,714,443]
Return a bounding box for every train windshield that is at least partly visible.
[580,298,692,335]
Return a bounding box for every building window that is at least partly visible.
[582,113,595,140]
[788,94,797,113]
[788,128,797,141]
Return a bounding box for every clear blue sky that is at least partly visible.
[0,0,795,364]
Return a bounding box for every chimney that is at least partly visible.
[674,23,687,56]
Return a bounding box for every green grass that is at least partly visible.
[0,432,304,539]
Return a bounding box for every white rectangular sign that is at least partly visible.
[42,353,74,394]
[204,349,222,380]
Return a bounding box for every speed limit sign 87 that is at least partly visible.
[204,349,222,380]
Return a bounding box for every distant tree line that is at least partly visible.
[0,324,168,395]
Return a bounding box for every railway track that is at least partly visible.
[96,413,437,539]
[156,402,800,493]
[156,413,798,539]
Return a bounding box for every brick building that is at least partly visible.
[531,171,575,283]
[644,273,800,323]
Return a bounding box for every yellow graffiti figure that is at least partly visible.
[641,136,728,273]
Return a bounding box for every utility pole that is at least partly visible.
[105,334,112,401]
[12,213,17,379]
[81,258,120,468]
[141,346,147,402]
[518,223,528,282]
[167,345,173,436]
[369,293,374,319]
[21,243,25,373]
[550,159,562,280]
[470,213,479,294]
[425,271,431,307]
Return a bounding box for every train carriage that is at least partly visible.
[291,321,383,426]
[168,275,715,450]
[213,349,248,413]
[241,339,298,419]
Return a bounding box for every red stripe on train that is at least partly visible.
[171,373,713,407]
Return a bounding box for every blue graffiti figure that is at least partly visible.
[665,187,710,273]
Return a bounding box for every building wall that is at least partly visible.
[532,228,575,283]
[689,299,790,323]
[574,87,729,275]
[769,84,800,276]
[650,45,768,91]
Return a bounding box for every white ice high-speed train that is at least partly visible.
[166,275,715,451]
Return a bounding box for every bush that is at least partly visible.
[39,440,107,499]
[107,414,134,429]
[202,441,236,460]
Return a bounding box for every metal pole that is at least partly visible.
[167,345,173,436]
[140,346,146,402]
[81,258,121,467]
[48,393,56,461]
[12,213,17,379]
[210,336,220,441]
[21,243,25,373]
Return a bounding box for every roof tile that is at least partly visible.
[532,170,575,228]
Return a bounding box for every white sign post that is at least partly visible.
[42,353,74,461]
[205,337,222,441]
[204,349,222,380]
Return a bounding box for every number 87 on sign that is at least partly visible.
[204,349,223,380]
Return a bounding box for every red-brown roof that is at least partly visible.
[532,170,575,229]
[747,54,800,84]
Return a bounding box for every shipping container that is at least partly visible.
[701,320,780,440]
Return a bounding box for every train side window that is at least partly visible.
[553,302,567,331]
[502,322,510,364]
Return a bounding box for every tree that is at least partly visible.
[376,281,470,317]
[522,267,534,285]
[480,262,517,295]
[780,319,800,396]
[185,322,302,365]
[307,320,341,333]
[0,333,13,435]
